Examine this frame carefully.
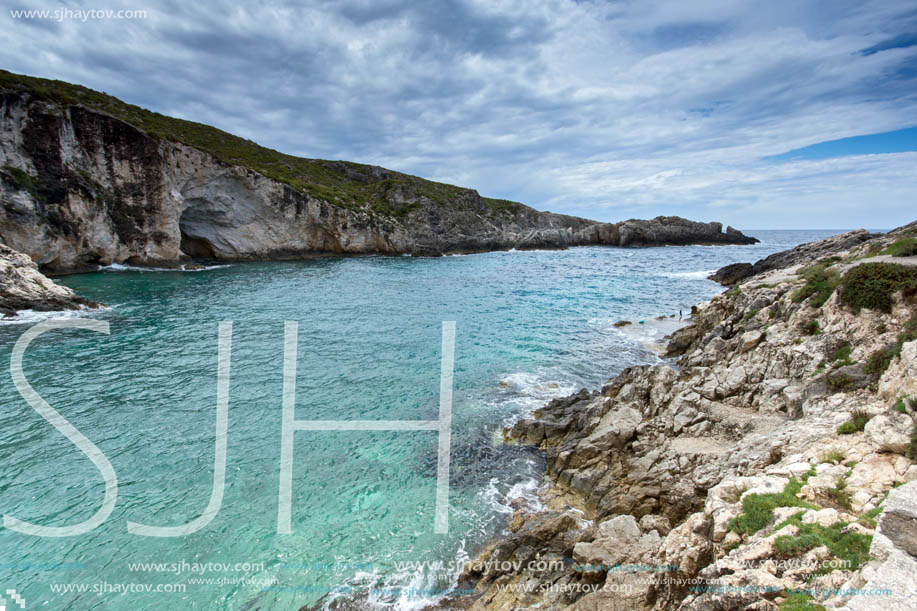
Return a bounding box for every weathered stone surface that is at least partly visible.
[879,341,917,402]
[573,515,643,566]
[639,514,672,535]
[864,413,914,454]
[885,480,917,520]
[847,457,900,496]
[840,482,917,611]
[740,330,764,352]
[880,513,917,556]
[801,507,840,527]
[0,242,100,316]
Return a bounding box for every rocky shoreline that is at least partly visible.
[0,242,100,318]
[428,223,917,611]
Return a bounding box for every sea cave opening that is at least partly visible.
[178,204,218,259]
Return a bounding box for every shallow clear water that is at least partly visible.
[0,230,838,609]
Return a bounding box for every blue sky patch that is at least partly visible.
[767,127,917,161]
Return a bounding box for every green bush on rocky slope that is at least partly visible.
[773,513,872,571]
[779,593,826,611]
[880,238,917,257]
[864,312,917,375]
[0,69,524,216]
[728,471,817,536]
[837,410,871,434]
[791,258,841,308]
[838,262,917,313]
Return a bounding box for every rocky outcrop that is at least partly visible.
[437,225,917,610]
[0,242,99,316]
[0,73,756,272]
[841,481,917,611]
[576,216,758,249]
[709,229,878,285]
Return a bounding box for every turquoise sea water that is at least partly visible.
[0,230,838,610]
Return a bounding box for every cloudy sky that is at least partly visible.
[3,0,916,229]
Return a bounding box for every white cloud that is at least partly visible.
[2,0,915,228]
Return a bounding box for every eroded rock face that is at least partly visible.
[0,90,757,272]
[442,226,917,611]
[879,341,917,402]
[0,242,99,316]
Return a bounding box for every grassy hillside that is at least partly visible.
[0,69,524,216]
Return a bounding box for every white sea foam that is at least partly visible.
[483,476,544,515]
[494,372,576,428]
[498,371,575,403]
[98,262,228,272]
[591,315,689,357]
[501,247,567,254]
[658,268,716,279]
[493,371,578,432]
[0,304,111,326]
[356,539,469,611]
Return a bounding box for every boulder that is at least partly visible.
[572,515,643,567]
[708,262,754,285]
[865,412,914,454]
[740,330,764,353]
[639,514,672,535]
[847,457,899,496]
[801,508,840,527]
[583,406,642,451]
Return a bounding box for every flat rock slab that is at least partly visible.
[669,437,730,455]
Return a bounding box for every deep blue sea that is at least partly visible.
[0,230,839,609]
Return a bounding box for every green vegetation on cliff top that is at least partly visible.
[0,69,525,217]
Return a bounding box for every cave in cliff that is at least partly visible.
[178,204,218,259]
